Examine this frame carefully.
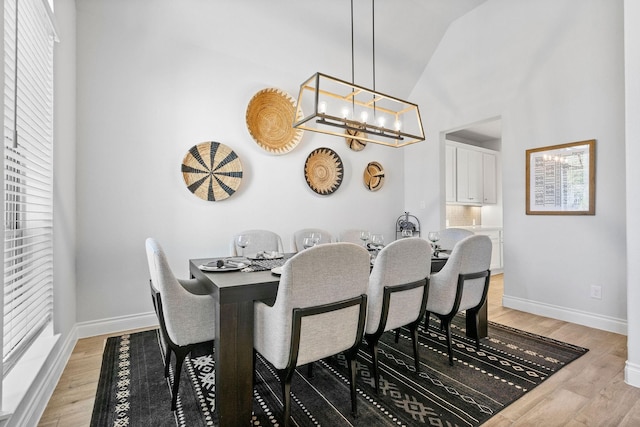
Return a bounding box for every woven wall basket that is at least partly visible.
[363,161,385,191]
[345,128,367,151]
[304,147,344,195]
[181,141,243,201]
[246,88,303,154]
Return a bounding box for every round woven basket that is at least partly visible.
[363,161,384,191]
[345,128,367,151]
[246,88,303,154]
[304,147,344,195]
[181,141,243,201]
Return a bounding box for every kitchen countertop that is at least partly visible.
[448,225,503,231]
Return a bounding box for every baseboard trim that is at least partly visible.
[502,294,627,335]
[625,361,640,387]
[76,311,159,339]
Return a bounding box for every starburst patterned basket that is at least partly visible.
[304,147,344,195]
[181,141,243,201]
[246,88,304,154]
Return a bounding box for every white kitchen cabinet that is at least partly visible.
[456,146,483,204]
[482,152,497,204]
[446,141,498,206]
[445,144,456,202]
[473,229,502,272]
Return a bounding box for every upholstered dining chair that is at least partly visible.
[365,238,431,394]
[339,229,368,245]
[425,234,492,365]
[292,228,334,252]
[145,238,216,410]
[253,242,370,427]
[230,229,284,256]
[437,227,474,251]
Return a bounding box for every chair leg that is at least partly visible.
[307,362,314,378]
[471,309,481,349]
[394,329,400,343]
[347,352,358,417]
[409,323,420,373]
[164,343,171,378]
[365,335,381,395]
[444,319,454,366]
[170,345,193,411]
[278,369,294,427]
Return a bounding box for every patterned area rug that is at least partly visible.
[90,315,588,426]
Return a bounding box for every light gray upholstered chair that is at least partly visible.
[425,234,492,365]
[365,238,431,394]
[230,229,284,256]
[437,227,474,251]
[292,228,334,252]
[145,238,215,410]
[339,229,368,245]
[253,242,370,427]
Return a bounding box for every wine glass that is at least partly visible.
[310,232,321,246]
[303,236,314,250]
[370,234,384,262]
[236,235,249,258]
[359,230,370,247]
[427,231,440,252]
[370,234,384,250]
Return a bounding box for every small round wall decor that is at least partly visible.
[304,147,344,195]
[363,161,384,191]
[181,141,243,201]
[345,128,367,151]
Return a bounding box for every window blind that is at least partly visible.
[2,0,55,376]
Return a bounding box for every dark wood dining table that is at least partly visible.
[188,253,487,426]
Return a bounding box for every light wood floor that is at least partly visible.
[38,274,640,426]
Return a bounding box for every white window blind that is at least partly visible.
[3,0,55,376]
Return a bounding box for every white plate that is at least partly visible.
[199,261,247,272]
[247,252,284,260]
[271,266,283,275]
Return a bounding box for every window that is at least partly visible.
[2,0,56,376]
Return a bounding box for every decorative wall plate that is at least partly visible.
[246,88,303,154]
[181,141,243,201]
[363,161,384,191]
[304,147,344,195]
[345,128,367,151]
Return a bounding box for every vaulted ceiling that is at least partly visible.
[191,0,487,98]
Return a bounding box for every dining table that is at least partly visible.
[188,251,488,426]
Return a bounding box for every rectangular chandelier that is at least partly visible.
[293,73,425,148]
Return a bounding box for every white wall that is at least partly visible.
[406,0,627,332]
[75,0,406,324]
[624,0,640,387]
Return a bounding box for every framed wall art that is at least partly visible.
[525,139,595,215]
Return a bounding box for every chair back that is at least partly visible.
[428,234,492,314]
[292,228,334,251]
[438,228,474,251]
[231,229,284,256]
[254,242,370,369]
[145,238,212,345]
[366,238,431,334]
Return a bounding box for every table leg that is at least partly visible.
[216,299,255,426]
[466,299,488,339]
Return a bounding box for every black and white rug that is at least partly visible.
[90,315,588,426]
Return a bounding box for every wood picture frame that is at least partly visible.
[525,139,595,215]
